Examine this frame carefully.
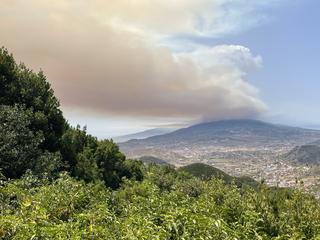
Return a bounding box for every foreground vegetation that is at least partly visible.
[1,165,320,239]
[1,48,320,239]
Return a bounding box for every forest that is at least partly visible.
[1,48,320,239]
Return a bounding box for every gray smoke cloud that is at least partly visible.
[0,0,269,123]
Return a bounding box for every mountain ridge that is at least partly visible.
[119,119,320,163]
[113,128,176,143]
[122,119,320,146]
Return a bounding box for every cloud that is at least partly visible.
[89,0,279,37]
[0,0,270,123]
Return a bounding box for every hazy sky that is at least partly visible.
[0,0,319,137]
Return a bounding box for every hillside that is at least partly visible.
[179,163,234,181]
[284,145,320,165]
[139,155,169,165]
[179,163,259,188]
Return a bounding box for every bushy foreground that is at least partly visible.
[1,165,320,240]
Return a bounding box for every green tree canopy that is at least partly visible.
[60,126,142,188]
[0,105,43,178]
[0,47,66,152]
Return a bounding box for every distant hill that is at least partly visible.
[179,163,233,181]
[139,156,169,165]
[284,145,320,165]
[119,119,320,161]
[179,163,259,188]
[309,139,320,146]
[113,128,175,143]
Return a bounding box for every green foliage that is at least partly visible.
[32,151,62,178]
[95,139,126,189]
[0,105,62,179]
[122,159,144,182]
[0,47,66,152]
[60,126,99,178]
[60,126,142,188]
[0,105,42,178]
[179,163,232,181]
[147,164,181,192]
[0,47,66,179]
[0,166,320,239]
[179,163,259,188]
[73,146,101,182]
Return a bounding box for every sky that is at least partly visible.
[0,0,319,138]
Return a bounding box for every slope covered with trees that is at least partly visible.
[179,163,259,188]
[1,48,320,239]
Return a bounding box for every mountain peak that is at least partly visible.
[120,119,320,158]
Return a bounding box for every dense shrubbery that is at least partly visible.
[0,47,66,152]
[0,165,320,239]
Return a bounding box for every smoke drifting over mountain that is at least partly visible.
[0,0,269,122]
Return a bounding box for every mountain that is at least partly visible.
[179,163,259,188]
[121,119,320,147]
[113,128,176,143]
[119,120,320,163]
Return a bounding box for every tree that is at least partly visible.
[73,146,101,182]
[60,126,100,180]
[0,105,62,179]
[0,105,40,178]
[95,140,126,189]
[0,47,141,187]
[122,159,144,182]
[60,127,140,188]
[0,47,66,152]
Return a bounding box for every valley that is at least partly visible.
[119,120,320,197]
